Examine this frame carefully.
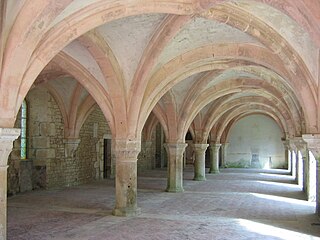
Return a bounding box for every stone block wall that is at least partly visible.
[8,86,163,194]
[23,87,65,188]
[76,105,111,184]
[138,129,156,172]
[7,87,111,195]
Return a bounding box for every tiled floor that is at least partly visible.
[8,168,320,239]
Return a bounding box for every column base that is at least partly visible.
[112,207,141,217]
[166,186,184,192]
[209,169,220,174]
[193,176,206,181]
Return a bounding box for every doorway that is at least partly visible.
[103,139,112,179]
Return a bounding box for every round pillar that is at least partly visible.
[112,139,141,217]
[209,143,221,174]
[193,144,208,181]
[164,143,187,192]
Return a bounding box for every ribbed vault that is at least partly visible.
[0,0,319,141]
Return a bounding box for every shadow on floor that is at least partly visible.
[8,168,319,240]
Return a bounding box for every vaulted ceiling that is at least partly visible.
[1,0,319,142]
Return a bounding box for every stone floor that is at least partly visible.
[8,167,320,240]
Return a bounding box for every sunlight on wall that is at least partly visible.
[238,219,317,240]
[227,115,285,169]
[308,151,317,202]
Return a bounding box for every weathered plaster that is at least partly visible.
[156,17,261,70]
[233,0,318,81]
[227,115,285,168]
[97,14,166,86]
[63,40,106,89]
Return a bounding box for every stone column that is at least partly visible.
[209,143,221,174]
[164,143,187,192]
[289,139,298,180]
[291,150,297,180]
[112,140,141,217]
[302,150,309,193]
[295,151,301,185]
[295,138,311,196]
[294,137,307,187]
[282,140,291,172]
[220,143,229,168]
[193,144,208,181]
[0,128,20,240]
[145,141,154,169]
[302,134,320,215]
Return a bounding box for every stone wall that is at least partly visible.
[76,105,111,184]
[226,115,285,169]
[30,87,66,188]
[138,130,156,172]
[8,86,164,194]
[155,123,167,168]
[7,87,111,195]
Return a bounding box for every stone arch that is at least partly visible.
[221,112,287,144]
[142,113,159,141]
[2,0,317,129]
[139,44,316,136]
[48,53,116,136]
[204,96,293,141]
[178,76,300,143]
[215,104,288,143]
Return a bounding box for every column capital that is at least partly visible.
[302,134,320,160]
[0,128,20,166]
[282,139,291,149]
[292,137,307,154]
[193,143,209,152]
[209,143,222,149]
[282,138,300,151]
[63,138,81,158]
[289,139,298,151]
[221,142,229,147]
[113,139,141,162]
[0,128,21,140]
[164,142,187,153]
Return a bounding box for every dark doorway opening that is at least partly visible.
[103,139,112,178]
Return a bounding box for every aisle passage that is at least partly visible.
[8,168,320,240]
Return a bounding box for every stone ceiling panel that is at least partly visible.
[156,17,261,71]
[62,40,107,90]
[96,13,166,86]
[171,72,205,110]
[233,0,318,81]
[48,76,77,111]
[79,89,89,106]
[205,68,258,90]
